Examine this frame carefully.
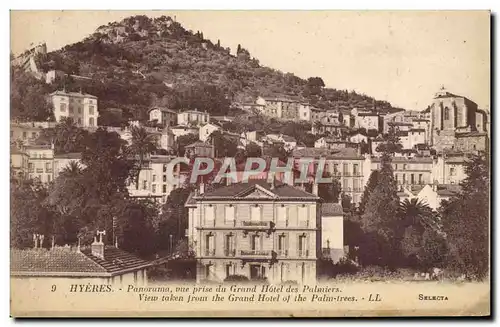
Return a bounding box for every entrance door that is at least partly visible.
[250,265,261,279]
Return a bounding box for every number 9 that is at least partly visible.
[51,285,56,292]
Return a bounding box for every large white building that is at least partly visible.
[177,110,210,126]
[50,90,98,127]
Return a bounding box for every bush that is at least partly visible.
[333,257,360,276]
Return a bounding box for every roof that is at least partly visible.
[195,180,319,201]
[171,125,199,130]
[321,203,343,216]
[357,112,379,117]
[410,128,426,132]
[455,131,488,138]
[148,107,177,114]
[397,131,409,137]
[54,152,81,159]
[372,156,433,163]
[281,135,296,142]
[10,246,151,277]
[50,90,97,99]
[179,110,209,115]
[292,147,362,160]
[310,107,323,112]
[388,121,413,126]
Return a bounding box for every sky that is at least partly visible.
[10,10,490,111]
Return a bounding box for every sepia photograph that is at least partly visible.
[9,10,491,317]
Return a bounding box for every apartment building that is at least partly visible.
[370,155,434,187]
[10,121,57,145]
[255,96,300,120]
[292,147,367,205]
[127,155,187,204]
[10,146,29,180]
[177,109,210,126]
[50,90,98,127]
[26,145,54,184]
[148,107,178,127]
[186,179,320,284]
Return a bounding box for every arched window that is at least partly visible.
[89,117,95,126]
[444,107,450,120]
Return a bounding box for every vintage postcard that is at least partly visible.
[9,10,490,317]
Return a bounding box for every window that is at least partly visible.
[29,163,33,172]
[152,184,156,193]
[163,165,167,173]
[31,132,36,139]
[60,103,67,112]
[298,205,308,226]
[343,179,349,191]
[343,163,349,175]
[410,174,415,184]
[333,164,339,174]
[78,107,82,114]
[22,132,27,139]
[89,118,95,126]
[280,263,288,282]
[278,234,287,256]
[444,107,450,120]
[89,106,95,115]
[418,174,423,184]
[353,164,359,175]
[250,205,261,221]
[142,180,147,190]
[152,175,156,182]
[205,205,215,223]
[353,179,359,191]
[45,162,51,171]
[250,235,260,251]
[403,164,407,170]
[162,185,167,193]
[69,106,74,114]
[402,174,407,184]
[225,205,235,223]
[47,175,51,183]
[450,167,456,176]
[298,235,307,257]
[277,205,288,224]
[225,264,233,278]
[77,118,82,125]
[225,234,234,256]
[163,175,167,182]
[205,234,215,256]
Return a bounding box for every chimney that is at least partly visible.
[312,182,319,196]
[91,230,106,259]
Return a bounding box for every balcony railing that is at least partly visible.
[276,250,288,257]
[240,250,271,256]
[204,249,216,256]
[36,168,43,173]
[241,221,269,228]
[224,249,236,257]
[46,169,53,173]
[298,250,309,258]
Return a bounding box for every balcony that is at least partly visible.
[204,249,216,257]
[240,249,271,256]
[241,221,269,228]
[36,168,43,173]
[298,250,309,258]
[224,249,236,257]
[276,250,288,257]
[46,169,53,173]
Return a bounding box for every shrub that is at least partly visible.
[224,275,250,282]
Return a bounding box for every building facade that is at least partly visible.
[186,180,320,284]
[50,90,98,127]
[148,107,178,127]
[177,110,210,126]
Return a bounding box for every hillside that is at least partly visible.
[32,15,405,121]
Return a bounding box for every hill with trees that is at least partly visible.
[21,15,406,122]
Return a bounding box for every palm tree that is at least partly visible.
[398,198,435,232]
[128,126,158,190]
[60,161,82,178]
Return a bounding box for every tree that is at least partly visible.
[157,188,192,252]
[36,118,89,154]
[11,66,54,122]
[317,172,341,203]
[360,151,400,268]
[358,170,379,215]
[442,154,489,279]
[127,126,158,190]
[11,179,55,248]
[209,130,238,158]
[376,127,402,154]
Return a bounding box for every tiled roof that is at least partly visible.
[54,152,81,159]
[148,107,177,114]
[197,180,319,200]
[50,90,97,99]
[11,246,151,277]
[321,203,343,216]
